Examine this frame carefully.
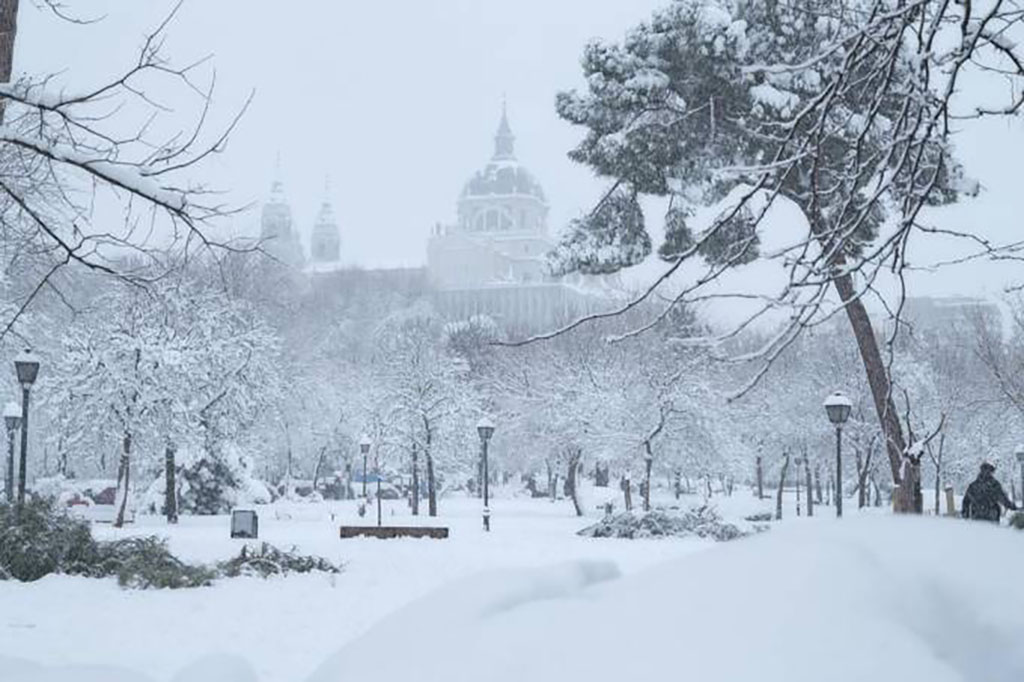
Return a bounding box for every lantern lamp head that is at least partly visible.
[359,435,372,454]
[476,416,496,442]
[14,348,40,387]
[823,391,853,426]
[3,400,19,431]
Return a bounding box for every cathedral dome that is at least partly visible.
[460,106,546,203]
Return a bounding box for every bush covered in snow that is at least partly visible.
[0,498,101,581]
[142,444,273,517]
[578,506,746,541]
[0,499,340,587]
[217,542,342,578]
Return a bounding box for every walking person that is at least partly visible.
[961,462,1017,523]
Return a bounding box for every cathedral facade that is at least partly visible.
[258,107,613,331]
[426,107,613,329]
[259,173,341,271]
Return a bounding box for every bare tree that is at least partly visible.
[0,1,253,339]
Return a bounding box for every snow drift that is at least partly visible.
[308,517,1024,682]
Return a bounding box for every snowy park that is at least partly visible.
[5,0,1024,681]
[4,492,1024,682]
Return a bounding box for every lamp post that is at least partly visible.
[375,452,382,528]
[823,391,852,518]
[1015,446,1024,508]
[643,446,654,512]
[3,401,19,502]
[14,349,40,508]
[477,416,495,531]
[794,456,804,516]
[359,435,371,499]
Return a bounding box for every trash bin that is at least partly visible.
[230,508,259,539]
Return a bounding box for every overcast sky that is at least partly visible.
[13,1,1024,313]
[15,0,668,269]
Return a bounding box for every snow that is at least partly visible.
[310,515,1024,682]
[3,494,1022,682]
[0,495,711,681]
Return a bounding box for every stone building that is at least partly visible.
[259,174,305,269]
[427,106,614,329]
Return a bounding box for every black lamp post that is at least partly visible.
[3,400,19,502]
[477,416,495,531]
[643,446,654,512]
[359,435,371,499]
[1015,446,1024,507]
[823,391,852,518]
[375,452,382,528]
[14,349,40,508]
[794,456,804,516]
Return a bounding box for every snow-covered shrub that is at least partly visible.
[1009,511,1024,530]
[102,536,216,589]
[217,543,341,578]
[0,498,101,581]
[0,499,340,588]
[578,506,746,541]
[174,444,271,516]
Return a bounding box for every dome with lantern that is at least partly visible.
[457,105,549,234]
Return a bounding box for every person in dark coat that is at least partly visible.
[961,462,1017,522]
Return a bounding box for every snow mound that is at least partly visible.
[307,560,621,682]
[0,657,153,682]
[170,654,258,682]
[308,517,1024,682]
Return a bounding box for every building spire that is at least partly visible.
[317,175,335,223]
[493,99,515,161]
[270,152,285,199]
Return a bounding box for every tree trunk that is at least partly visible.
[113,432,132,528]
[311,445,327,494]
[424,420,437,517]
[814,465,823,504]
[674,470,682,499]
[411,443,420,516]
[623,475,633,512]
[164,442,178,524]
[643,442,653,512]
[805,460,814,517]
[832,274,909,498]
[775,453,790,521]
[0,0,19,124]
[566,448,583,517]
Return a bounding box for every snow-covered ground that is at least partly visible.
[0,492,723,682]
[4,491,1021,682]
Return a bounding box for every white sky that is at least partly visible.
[13,0,1024,312]
[15,0,666,268]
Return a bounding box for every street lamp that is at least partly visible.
[13,349,40,507]
[359,435,371,499]
[794,456,804,516]
[3,401,19,502]
[1015,445,1024,508]
[477,416,495,531]
[375,452,383,528]
[823,391,852,518]
[643,445,654,512]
